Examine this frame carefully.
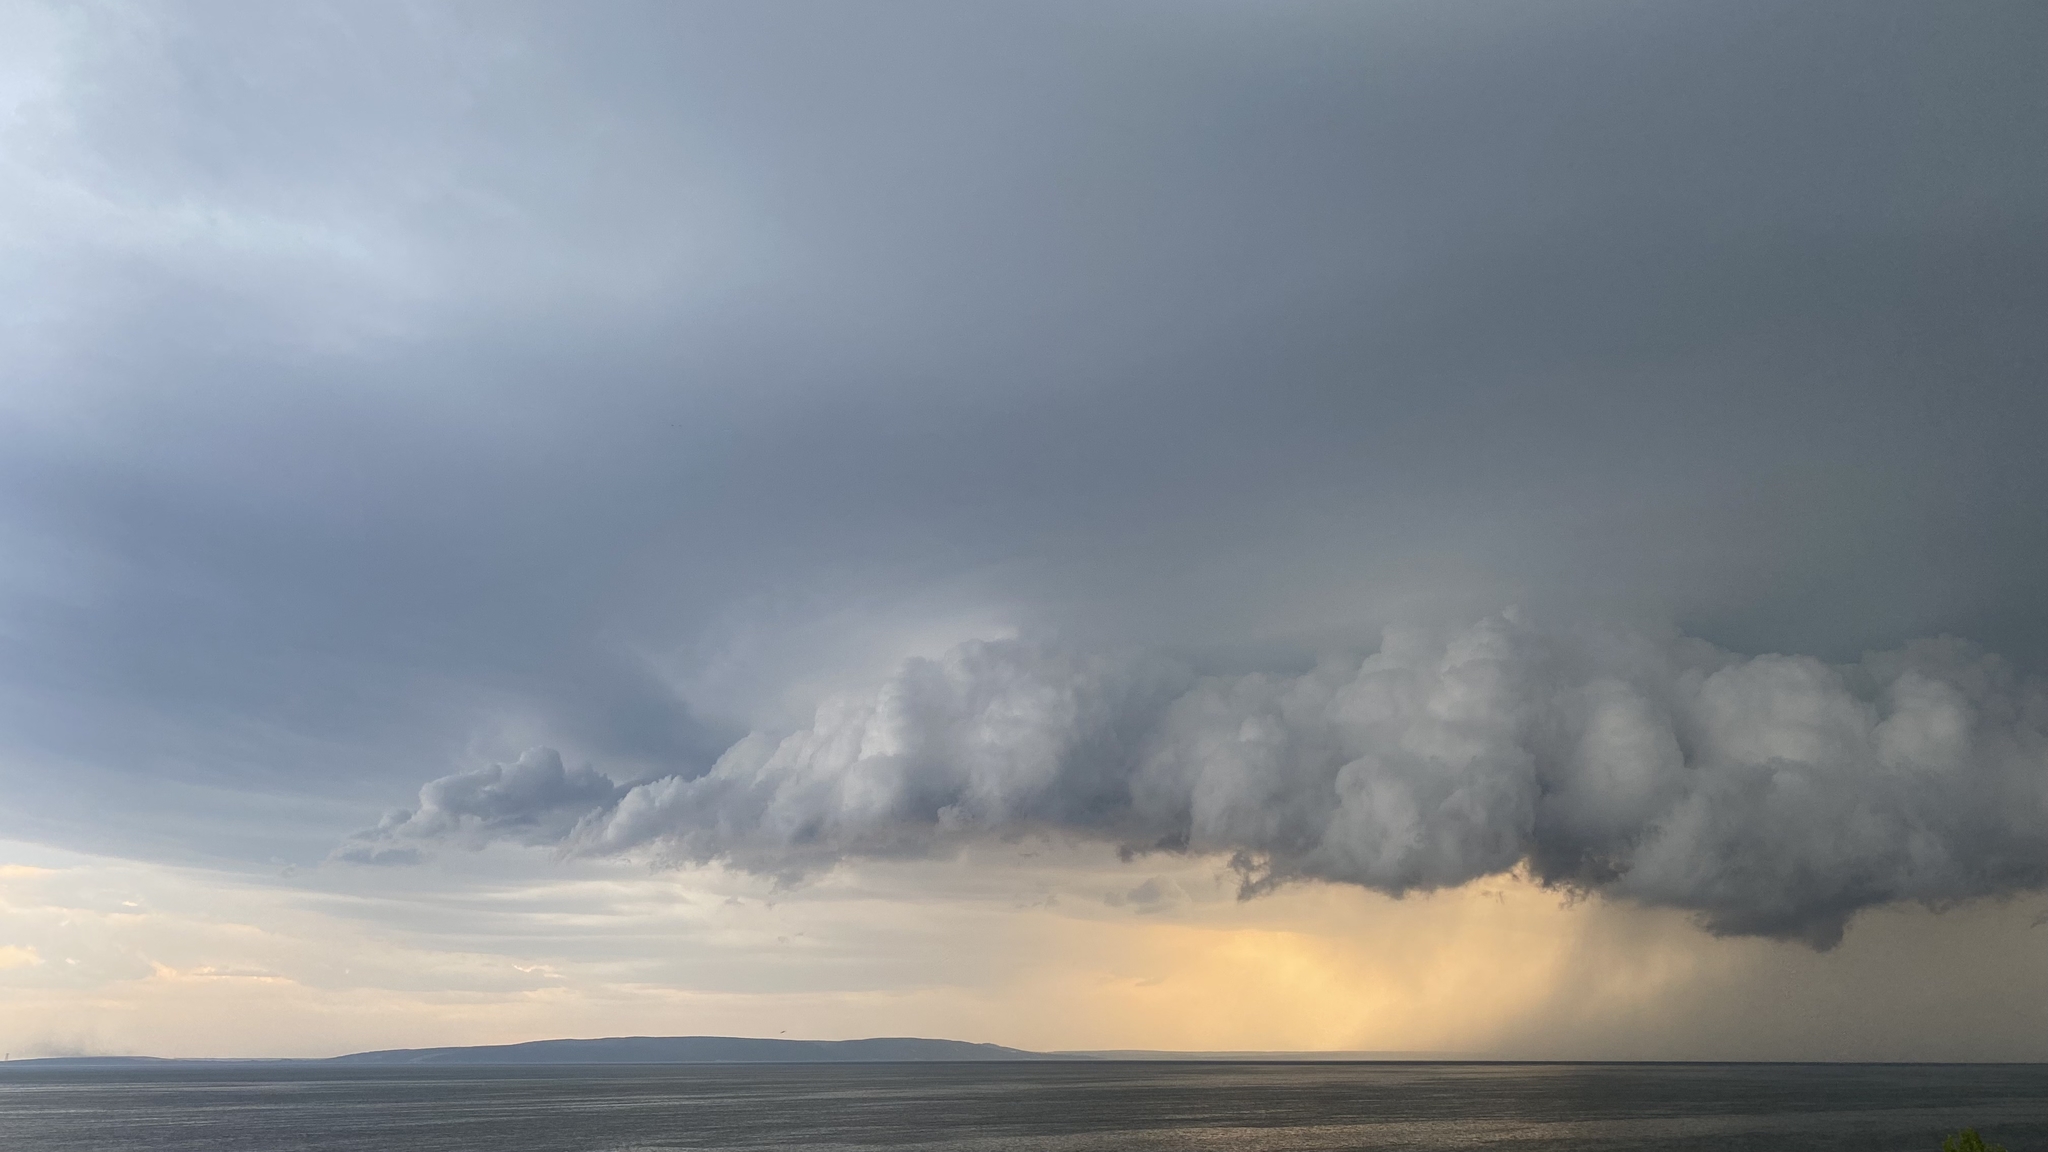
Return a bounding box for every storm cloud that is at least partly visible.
[353,616,2048,947]
[4,0,2045,964]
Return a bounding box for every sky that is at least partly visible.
[1,0,2044,1060]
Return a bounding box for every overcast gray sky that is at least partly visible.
[1,1,2044,1058]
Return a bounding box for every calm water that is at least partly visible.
[0,1062,2041,1152]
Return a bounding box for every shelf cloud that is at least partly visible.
[350,615,2048,947]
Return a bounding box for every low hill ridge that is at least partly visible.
[326,1035,1059,1064]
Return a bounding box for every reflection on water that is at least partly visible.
[0,1061,2041,1152]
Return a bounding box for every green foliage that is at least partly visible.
[1942,1129,2007,1152]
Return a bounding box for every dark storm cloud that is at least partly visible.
[2,0,2044,907]
[351,617,2048,947]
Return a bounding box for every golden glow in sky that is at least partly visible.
[3,842,2041,1062]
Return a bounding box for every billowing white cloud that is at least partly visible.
[352,615,2048,947]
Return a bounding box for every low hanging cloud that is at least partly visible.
[345,615,2048,947]
[339,748,627,865]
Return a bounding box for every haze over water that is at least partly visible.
[2,1063,2042,1152]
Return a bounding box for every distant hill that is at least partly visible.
[1,1056,192,1068]
[326,1036,1065,1064]
[0,1041,1467,1068]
